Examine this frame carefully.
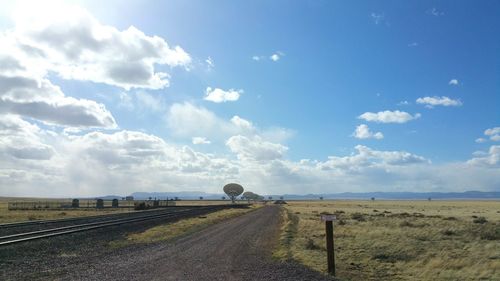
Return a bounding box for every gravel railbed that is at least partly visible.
[1,205,334,281]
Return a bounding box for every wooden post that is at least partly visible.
[321,214,336,276]
[325,220,335,276]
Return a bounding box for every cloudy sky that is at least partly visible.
[0,0,498,197]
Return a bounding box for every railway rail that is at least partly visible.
[0,206,196,229]
[0,205,232,246]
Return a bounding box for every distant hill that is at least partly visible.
[268,191,500,200]
[128,191,499,200]
[130,191,223,200]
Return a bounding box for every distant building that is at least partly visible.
[125,196,134,201]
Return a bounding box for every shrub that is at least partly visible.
[442,229,455,236]
[400,221,415,227]
[305,238,321,250]
[480,227,500,240]
[351,212,366,221]
[372,251,414,263]
[473,217,487,224]
[443,216,457,221]
[134,202,149,210]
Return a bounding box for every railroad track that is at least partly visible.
[0,205,225,246]
[0,206,195,229]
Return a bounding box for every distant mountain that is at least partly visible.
[128,191,499,200]
[130,191,224,200]
[267,191,500,200]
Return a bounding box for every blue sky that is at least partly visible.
[0,0,498,197]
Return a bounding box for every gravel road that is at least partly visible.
[68,205,332,281]
[1,205,333,281]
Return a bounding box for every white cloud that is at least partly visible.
[467,145,500,166]
[270,51,285,62]
[408,42,418,47]
[416,96,462,108]
[484,127,500,141]
[358,110,421,123]
[192,137,210,145]
[0,74,116,128]
[449,79,459,85]
[205,57,214,70]
[370,12,385,25]
[427,8,444,16]
[166,102,292,143]
[352,124,384,140]
[1,118,499,197]
[10,2,190,90]
[230,116,255,131]
[319,145,428,171]
[253,52,284,62]
[0,114,55,160]
[476,138,487,143]
[398,101,410,106]
[204,87,242,103]
[226,135,288,161]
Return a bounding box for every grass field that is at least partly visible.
[274,200,500,281]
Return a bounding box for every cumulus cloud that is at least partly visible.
[358,110,421,123]
[467,145,500,166]
[10,2,190,90]
[319,145,428,171]
[416,96,462,108]
[1,119,499,197]
[226,135,288,161]
[0,114,55,160]
[0,74,116,128]
[484,127,500,142]
[192,137,210,145]
[449,79,459,85]
[166,102,292,143]
[476,138,487,143]
[204,87,242,103]
[352,124,384,139]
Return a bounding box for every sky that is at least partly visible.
[0,0,499,197]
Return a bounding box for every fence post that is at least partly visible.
[321,214,336,276]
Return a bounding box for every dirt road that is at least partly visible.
[67,205,332,280]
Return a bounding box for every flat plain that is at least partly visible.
[0,197,134,223]
[275,200,500,281]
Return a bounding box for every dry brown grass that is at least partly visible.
[274,200,500,281]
